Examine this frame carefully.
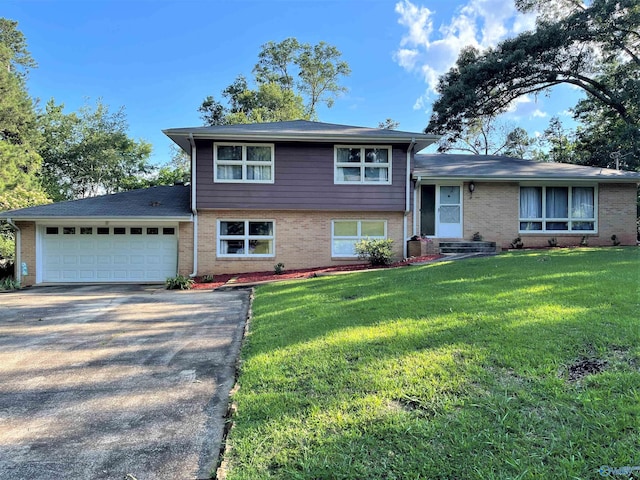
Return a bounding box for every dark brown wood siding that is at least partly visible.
[195,141,410,211]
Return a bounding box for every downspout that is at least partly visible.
[188,133,198,278]
[403,139,416,259]
[6,218,21,285]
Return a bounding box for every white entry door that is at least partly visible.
[437,185,462,238]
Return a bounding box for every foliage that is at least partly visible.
[354,238,394,266]
[611,235,621,246]
[437,115,538,158]
[378,118,400,130]
[273,263,285,275]
[225,249,639,479]
[510,236,524,249]
[0,276,19,290]
[199,38,350,125]
[580,235,589,247]
[471,232,483,241]
[0,236,13,259]
[427,0,640,168]
[165,274,194,290]
[548,237,558,247]
[38,99,153,201]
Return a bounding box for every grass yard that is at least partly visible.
[222,248,640,479]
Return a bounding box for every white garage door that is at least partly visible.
[41,225,178,283]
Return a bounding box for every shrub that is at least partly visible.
[0,277,20,290]
[165,274,194,290]
[354,238,394,266]
[580,236,589,247]
[548,237,558,247]
[611,235,621,246]
[472,232,483,241]
[510,237,524,249]
[201,274,215,283]
[274,263,285,275]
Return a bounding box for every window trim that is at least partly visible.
[518,184,598,234]
[217,219,276,258]
[214,142,275,184]
[331,219,388,258]
[334,145,392,185]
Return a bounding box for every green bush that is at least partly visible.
[274,262,285,275]
[354,238,394,266]
[0,235,14,260]
[0,277,19,290]
[165,274,194,290]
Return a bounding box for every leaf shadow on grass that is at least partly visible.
[227,248,640,479]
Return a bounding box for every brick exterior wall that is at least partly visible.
[15,221,36,287]
[177,221,194,277]
[193,210,405,275]
[458,182,638,249]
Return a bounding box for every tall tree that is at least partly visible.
[437,116,537,158]
[39,99,153,201]
[0,18,47,209]
[199,38,350,125]
[426,0,639,168]
[378,118,400,130]
[295,41,351,118]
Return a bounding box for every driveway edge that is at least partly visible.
[214,287,255,480]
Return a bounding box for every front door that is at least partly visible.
[437,185,462,238]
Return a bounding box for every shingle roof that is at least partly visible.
[413,154,640,182]
[164,119,439,153]
[0,185,192,220]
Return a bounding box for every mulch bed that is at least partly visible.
[192,255,442,290]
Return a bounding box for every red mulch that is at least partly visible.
[191,255,443,290]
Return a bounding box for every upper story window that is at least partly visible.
[519,185,597,233]
[334,146,392,185]
[214,143,274,183]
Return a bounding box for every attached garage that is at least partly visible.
[40,225,178,283]
[2,185,193,286]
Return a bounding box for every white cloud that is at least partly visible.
[394,0,536,98]
[531,109,547,118]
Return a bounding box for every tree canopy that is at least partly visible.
[39,99,153,201]
[426,0,639,170]
[199,38,350,125]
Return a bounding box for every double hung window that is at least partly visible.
[332,220,387,257]
[218,220,274,257]
[214,143,274,182]
[519,186,596,232]
[335,146,391,184]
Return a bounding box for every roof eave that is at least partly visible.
[164,130,440,152]
[412,174,640,183]
[1,215,194,222]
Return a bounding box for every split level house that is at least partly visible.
[2,120,639,286]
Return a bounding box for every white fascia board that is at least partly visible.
[413,175,640,184]
[8,216,193,223]
[171,132,440,151]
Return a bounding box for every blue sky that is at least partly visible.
[5,0,583,164]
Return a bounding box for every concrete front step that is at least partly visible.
[439,241,497,254]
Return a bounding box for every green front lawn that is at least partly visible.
[223,248,640,479]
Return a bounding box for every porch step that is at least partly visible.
[439,241,497,255]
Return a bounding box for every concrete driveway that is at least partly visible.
[0,285,251,480]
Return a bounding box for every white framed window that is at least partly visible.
[332,220,387,257]
[214,143,274,183]
[334,146,392,184]
[217,220,275,257]
[519,185,597,233]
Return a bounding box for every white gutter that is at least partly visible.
[403,139,416,259]
[188,133,198,278]
[6,218,21,285]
